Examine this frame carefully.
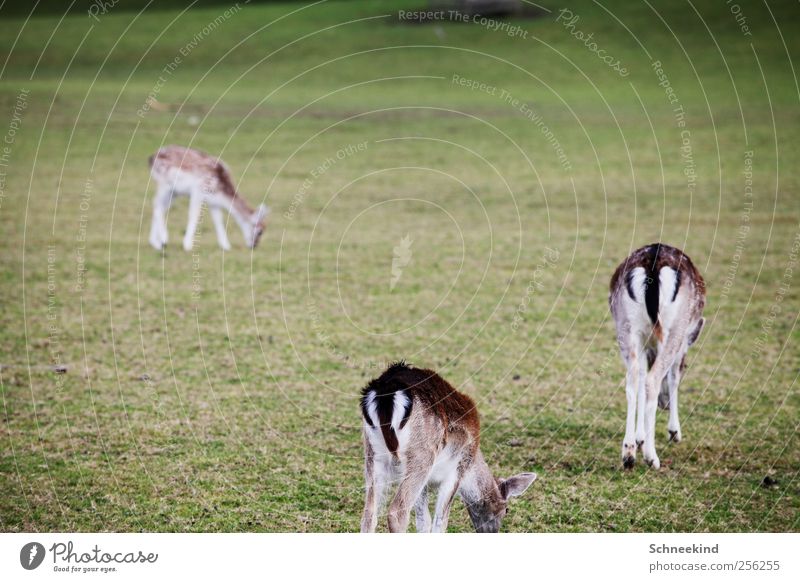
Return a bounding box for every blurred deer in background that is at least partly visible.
[148,145,269,251]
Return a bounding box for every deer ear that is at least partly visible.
[500,472,537,500]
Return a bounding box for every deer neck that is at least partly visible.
[459,450,499,505]
[459,449,505,532]
[227,194,250,218]
[226,196,255,232]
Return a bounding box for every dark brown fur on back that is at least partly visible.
[360,362,480,453]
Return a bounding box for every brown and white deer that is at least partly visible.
[609,243,706,469]
[360,362,536,533]
[148,145,269,251]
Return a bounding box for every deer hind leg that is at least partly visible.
[361,438,389,533]
[667,354,686,443]
[643,334,684,469]
[637,349,652,448]
[621,344,640,469]
[618,331,648,468]
[387,450,434,533]
[413,485,431,533]
[149,183,172,250]
[431,466,464,533]
[210,206,232,251]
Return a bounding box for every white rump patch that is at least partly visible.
[362,389,412,456]
[657,266,682,329]
[363,390,379,430]
[628,267,647,303]
[362,389,409,432]
[659,267,679,305]
[391,391,410,431]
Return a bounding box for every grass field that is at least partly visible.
[0,0,798,532]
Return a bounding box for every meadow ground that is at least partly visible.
[0,0,798,532]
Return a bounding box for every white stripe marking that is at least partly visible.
[629,267,647,303]
[391,391,409,430]
[364,391,379,429]
[659,266,678,305]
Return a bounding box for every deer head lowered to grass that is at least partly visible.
[148,145,269,252]
[360,361,536,533]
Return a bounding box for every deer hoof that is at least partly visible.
[644,456,660,470]
[622,442,636,469]
[668,430,681,443]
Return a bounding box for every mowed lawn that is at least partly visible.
[0,0,798,532]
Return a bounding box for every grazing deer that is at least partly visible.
[609,243,706,469]
[148,145,269,251]
[360,362,536,533]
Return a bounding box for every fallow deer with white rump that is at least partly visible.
[609,243,706,470]
[360,362,536,533]
[148,145,269,251]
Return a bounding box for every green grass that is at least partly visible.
[0,0,798,532]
